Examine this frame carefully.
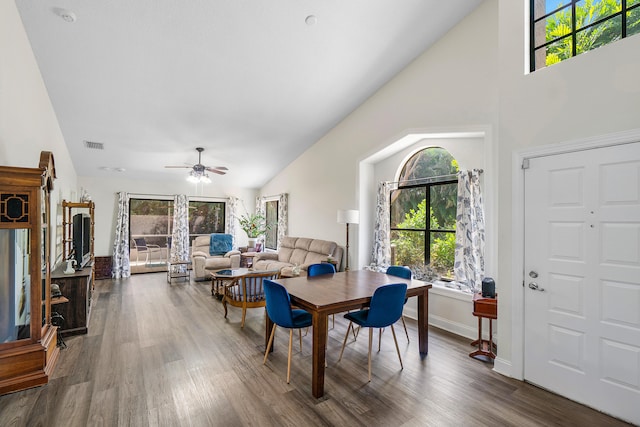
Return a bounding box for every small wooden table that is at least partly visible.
[272,270,432,398]
[167,260,191,283]
[469,292,497,361]
[240,252,258,268]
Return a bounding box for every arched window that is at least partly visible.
[390,147,458,277]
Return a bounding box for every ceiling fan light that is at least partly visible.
[187,172,200,183]
[201,174,211,184]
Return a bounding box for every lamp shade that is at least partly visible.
[337,209,359,224]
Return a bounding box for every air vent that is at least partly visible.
[83,140,104,150]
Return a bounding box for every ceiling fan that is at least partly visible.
[165,147,228,182]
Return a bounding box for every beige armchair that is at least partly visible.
[191,235,241,281]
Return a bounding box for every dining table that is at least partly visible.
[268,269,432,398]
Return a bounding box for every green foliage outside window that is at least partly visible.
[539,0,640,68]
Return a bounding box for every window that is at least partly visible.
[389,147,458,277]
[129,197,225,272]
[531,0,640,71]
[264,200,278,250]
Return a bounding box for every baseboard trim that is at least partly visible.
[428,314,477,341]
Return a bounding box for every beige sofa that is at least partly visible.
[191,235,241,281]
[253,236,343,277]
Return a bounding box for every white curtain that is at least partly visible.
[277,193,288,250]
[170,194,190,268]
[227,196,239,250]
[454,169,485,292]
[112,192,130,279]
[369,181,397,270]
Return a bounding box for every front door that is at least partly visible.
[523,142,640,425]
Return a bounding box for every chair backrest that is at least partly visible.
[366,283,408,328]
[386,265,412,280]
[237,271,279,302]
[133,238,148,251]
[307,263,336,277]
[264,280,295,328]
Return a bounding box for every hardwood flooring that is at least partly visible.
[0,273,632,426]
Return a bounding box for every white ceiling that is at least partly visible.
[16,0,481,188]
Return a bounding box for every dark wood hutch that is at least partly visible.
[0,152,59,395]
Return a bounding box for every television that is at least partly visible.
[72,213,91,269]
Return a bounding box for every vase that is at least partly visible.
[247,237,257,249]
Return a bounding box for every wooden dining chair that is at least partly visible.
[223,271,280,328]
[263,280,313,384]
[338,283,407,381]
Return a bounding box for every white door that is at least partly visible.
[524,142,640,425]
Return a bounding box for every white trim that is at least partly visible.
[511,127,640,382]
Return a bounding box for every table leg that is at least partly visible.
[311,311,328,398]
[416,290,429,355]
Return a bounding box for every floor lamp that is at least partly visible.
[337,209,359,271]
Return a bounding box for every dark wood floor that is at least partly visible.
[0,273,632,427]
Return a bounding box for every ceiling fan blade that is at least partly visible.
[164,165,192,169]
[211,166,228,171]
[205,167,226,175]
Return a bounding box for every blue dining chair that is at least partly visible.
[386,265,412,343]
[338,283,408,382]
[307,262,336,277]
[263,279,313,384]
[307,263,337,329]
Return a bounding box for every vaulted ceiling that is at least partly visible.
[17,0,482,188]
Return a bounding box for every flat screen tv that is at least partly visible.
[72,213,91,269]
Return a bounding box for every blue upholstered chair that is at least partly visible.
[263,280,313,384]
[338,283,407,381]
[307,263,337,329]
[307,262,336,277]
[386,265,412,343]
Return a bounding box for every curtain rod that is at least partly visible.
[126,192,228,201]
[385,169,483,186]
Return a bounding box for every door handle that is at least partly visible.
[528,282,545,292]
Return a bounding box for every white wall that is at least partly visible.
[495,1,640,377]
[80,175,258,256]
[0,0,78,265]
[260,0,499,262]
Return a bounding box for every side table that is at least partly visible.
[240,252,258,268]
[469,292,497,361]
[167,260,191,283]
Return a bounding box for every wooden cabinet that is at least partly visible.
[0,152,59,395]
[51,264,93,336]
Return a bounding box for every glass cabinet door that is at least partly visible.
[0,228,31,342]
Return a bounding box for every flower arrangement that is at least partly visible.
[237,213,270,238]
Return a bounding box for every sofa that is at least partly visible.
[253,236,343,277]
[191,234,241,281]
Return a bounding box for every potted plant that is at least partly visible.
[238,213,270,248]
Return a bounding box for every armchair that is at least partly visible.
[191,234,241,281]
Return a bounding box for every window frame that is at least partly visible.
[389,177,457,266]
[530,0,640,72]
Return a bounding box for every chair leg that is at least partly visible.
[338,322,352,362]
[390,324,403,370]
[299,328,303,352]
[223,297,228,318]
[378,328,384,352]
[263,324,277,364]
[368,328,373,382]
[287,329,293,384]
[401,316,410,342]
[241,307,246,328]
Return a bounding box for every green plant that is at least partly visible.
[238,213,270,238]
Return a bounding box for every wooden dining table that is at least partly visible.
[268,269,432,398]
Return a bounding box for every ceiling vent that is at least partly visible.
[83,140,104,150]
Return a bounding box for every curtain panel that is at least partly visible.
[454,169,485,292]
[277,193,288,250]
[112,192,130,279]
[369,181,398,270]
[227,196,239,250]
[170,194,190,269]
